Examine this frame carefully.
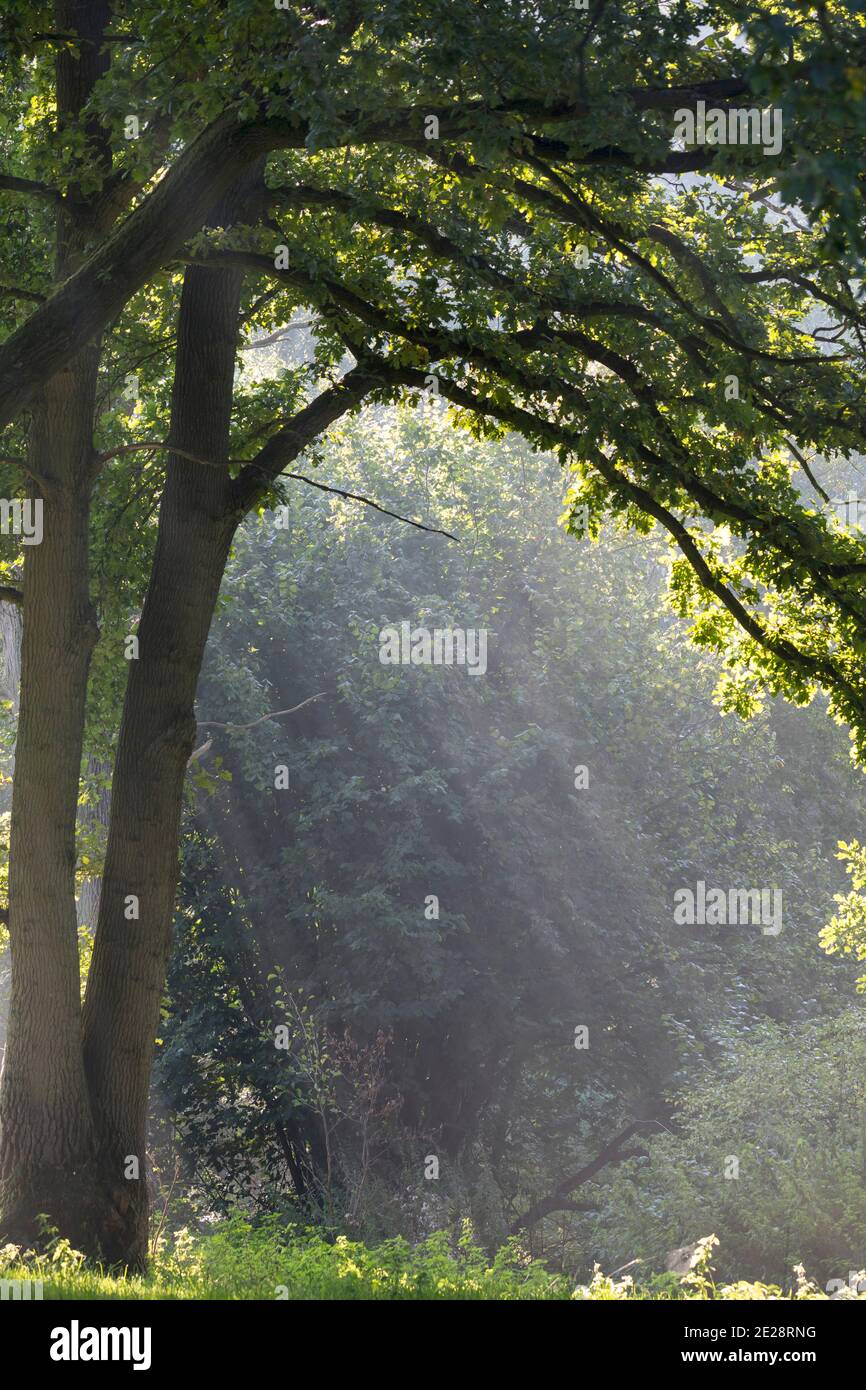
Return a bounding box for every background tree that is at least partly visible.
[150,405,866,1269]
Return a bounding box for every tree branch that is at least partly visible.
[94,440,226,470]
[362,356,866,723]
[0,285,47,305]
[96,411,458,538]
[509,1123,646,1234]
[0,174,63,203]
[197,692,328,731]
[277,469,459,540]
[0,60,809,434]
[230,365,377,512]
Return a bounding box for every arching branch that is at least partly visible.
[197,692,328,732]
[277,469,459,540]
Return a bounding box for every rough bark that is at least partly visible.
[0,355,102,1250]
[78,157,379,1266]
[79,354,379,1267]
[0,61,374,1254]
[81,233,245,1266]
[0,0,117,1256]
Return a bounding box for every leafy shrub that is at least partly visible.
[587,1013,866,1287]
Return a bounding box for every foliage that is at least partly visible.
[820,840,866,988]
[0,1220,851,1301]
[155,404,866,1264]
[0,0,865,1289]
[1,1,866,767]
[588,1012,866,1288]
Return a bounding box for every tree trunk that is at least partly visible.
[0,0,135,1258]
[81,251,244,1267]
[0,349,103,1252]
[0,88,363,1258]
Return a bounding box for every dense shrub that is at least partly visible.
[584,1013,866,1288]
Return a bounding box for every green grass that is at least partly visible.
[0,1225,854,1301]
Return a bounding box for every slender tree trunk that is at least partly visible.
[81,249,245,1266]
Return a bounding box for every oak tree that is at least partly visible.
[0,0,864,1268]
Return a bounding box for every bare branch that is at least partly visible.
[0,454,54,493]
[97,428,459,538]
[240,320,312,351]
[787,437,830,504]
[278,470,459,540]
[94,440,225,470]
[197,692,328,732]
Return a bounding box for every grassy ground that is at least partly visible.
[0,1224,853,1300]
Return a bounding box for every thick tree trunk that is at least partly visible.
[0,90,360,1258]
[0,0,129,1258]
[0,351,103,1251]
[81,254,244,1267]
